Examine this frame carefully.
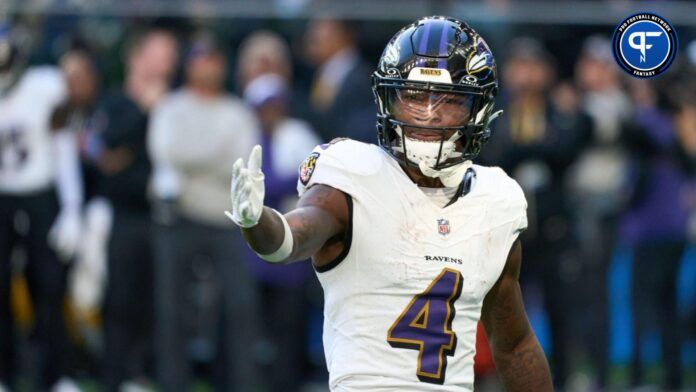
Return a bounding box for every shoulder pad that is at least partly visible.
[21,66,66,104]
[297,139,383,197]
[472,165,526,205]
[472,164,528,232]
[22,66,63,87]
[309,139,384,177]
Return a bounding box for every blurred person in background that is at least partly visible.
[568,35,633,390]
[0,23,83,391]
[304,18,375,143]
[52,47,103,368]
[88,28,179,391]
[52,49,110,370]
[673,63,696,239]
[479,37,592,390]
[619,71,694,390]
[237,30,292,93]
[238,30,320,391]
[672,72,696,348]
[52,49,102,202]
[147,33,261,391]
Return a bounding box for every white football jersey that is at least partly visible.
[0,67,66,193]
[297,139,527,391]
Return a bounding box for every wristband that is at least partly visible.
[256,209,293,263]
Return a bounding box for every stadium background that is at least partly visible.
[1,0,695,391]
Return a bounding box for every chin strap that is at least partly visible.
[418,159,473,188]
[488,109,504,124]
[444,167,476,207]
[417,158,476,207]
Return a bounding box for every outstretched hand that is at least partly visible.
[225,145,266,228]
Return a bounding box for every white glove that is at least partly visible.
[225,145,265,228]
[48,209,82,262]
[70,198,112,313]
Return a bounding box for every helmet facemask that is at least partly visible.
[388,87,474,168]
[372,16,501,186]
[374,79,497,173]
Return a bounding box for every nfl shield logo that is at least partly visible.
[437,219,450,236]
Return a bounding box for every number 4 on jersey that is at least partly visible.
[387,268,463,384]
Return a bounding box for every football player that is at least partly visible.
[227,16,552,391]
[0,22,82,390]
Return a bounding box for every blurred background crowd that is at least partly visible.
[0,0,695,391]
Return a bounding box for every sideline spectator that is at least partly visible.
[622,75,693,390]
[0,23,83,391]
[568,36,632,389]
[238,30,321,391]
[303,18,375,143]
[90,28,179,391]
[480,37,592,390]
[148,33,261,391]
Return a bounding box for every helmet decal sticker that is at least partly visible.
[466,39,494,77]
[384,42,400,67]
[407,67,453,83]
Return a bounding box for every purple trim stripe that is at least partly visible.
[417,22,432,56]
[437,25,450,68]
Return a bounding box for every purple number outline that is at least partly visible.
[387,268,463,384]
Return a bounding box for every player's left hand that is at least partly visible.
[225,145,265,228]
[71,198,111,312]
[48,209,82,262]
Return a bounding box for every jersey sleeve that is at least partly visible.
[477,165,528,256]
[296,144,355,198]
[508,179,528,237]
[23,67,67,108]
[296,139,382,198]
[498,172,528,260]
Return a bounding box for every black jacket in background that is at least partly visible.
[93,91,151,214]
[309,60,377,144]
